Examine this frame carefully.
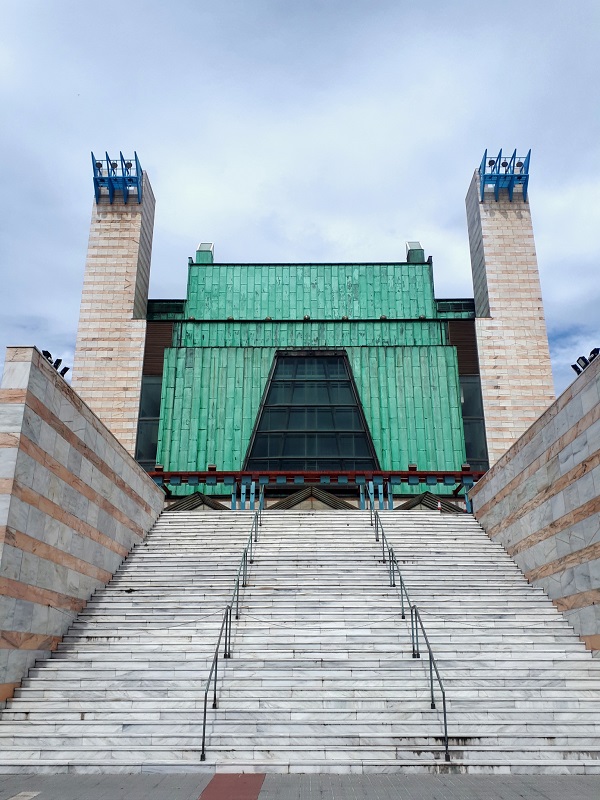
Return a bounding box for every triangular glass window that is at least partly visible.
[245,352,379,471]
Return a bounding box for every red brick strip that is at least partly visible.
[199,774,265,800]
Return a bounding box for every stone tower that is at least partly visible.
[466,150,555,466]
[72,153,155,456]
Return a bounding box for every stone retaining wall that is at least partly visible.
[0,347,165,701]
[470,355,600,654]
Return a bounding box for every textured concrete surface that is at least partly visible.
[0,774,600,800]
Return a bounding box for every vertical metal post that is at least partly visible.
[465,489,472,514]
[359,484,365,510]
[250,481,256,510]
[242,549,247,587]
[381,526,386,564]
[429,652,435,709]
[201,692,208,760]
[224,605,230,658]
[400,577,405,619]
[368,481,375,524]
[235,577,240,619]
[254,512,258,542]
[213,655,218,709]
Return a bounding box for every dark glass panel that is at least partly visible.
[139,376,162,419]
[267,382,293,404]
[135,420,159,462]
[460,376,484,418]
[463,419,488,461]
[317,408,334,429]
[247,354,378,470]
[334,408,360,430]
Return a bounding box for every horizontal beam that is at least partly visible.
[149,468,484,488]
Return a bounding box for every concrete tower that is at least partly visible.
[466,150,555,465]
[72,153,155,456]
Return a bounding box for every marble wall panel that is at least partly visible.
[0,347,164,702]
[471,355,600,655]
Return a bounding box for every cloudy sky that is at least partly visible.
[1,0,598,394]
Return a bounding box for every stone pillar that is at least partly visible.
[72,172,155,457]
[466,166,555,466]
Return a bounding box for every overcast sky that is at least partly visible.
[1,0,598,395]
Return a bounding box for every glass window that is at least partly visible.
[459,376,489,471]
[246,353,379,471]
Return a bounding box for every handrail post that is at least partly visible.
[442,691,450,762]
[213,653,218,709]
[399,575,405,618]
[429,651,435,709]
[235,577,240,620]
[254,511,258,543]
[411,606,420,658]
[200,691,208,760]
[381,525,386,564]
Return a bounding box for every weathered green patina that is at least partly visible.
[154,257,472,491]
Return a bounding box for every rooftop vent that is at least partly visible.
[195,243,214,264]
[406,241,425,263]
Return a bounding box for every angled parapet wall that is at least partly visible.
[0,347,164,702]
[466,152,555,465]
[470,355,600,655]
[72,157,155,457]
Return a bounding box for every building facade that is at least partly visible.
[72,150,555,497]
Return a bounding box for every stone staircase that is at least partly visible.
[1,509,600,774]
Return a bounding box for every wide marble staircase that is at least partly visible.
[0,509,599,774]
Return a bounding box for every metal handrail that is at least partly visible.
[200,508,262,760]
[410,606,450,762]
[370,507,450,763]
[200,604,231,760]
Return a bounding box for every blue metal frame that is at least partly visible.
[479,149,530,202]
[91,151,143,204]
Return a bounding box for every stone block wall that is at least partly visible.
[470,355,600,654]
[72,173,155,456]
[0,347,165,701]
[465,170,555,465]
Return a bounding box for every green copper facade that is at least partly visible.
[151,253,477,484]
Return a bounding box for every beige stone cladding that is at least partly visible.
[466,170,555,465]
[0,347,165,702]
[72,173,155,457]
[470,354,600,655]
